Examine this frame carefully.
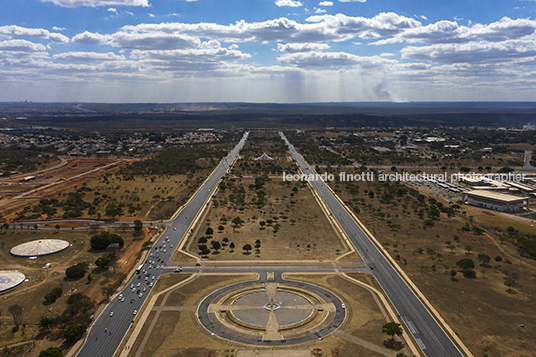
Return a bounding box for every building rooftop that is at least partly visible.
[465,190,528,203]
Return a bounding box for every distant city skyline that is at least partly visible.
[1,0,536,103]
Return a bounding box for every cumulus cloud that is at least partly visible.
[306,12,421,39]
[71,31,113,45]
[108,7,117,12]
[275,0,303,7]
[372,17,536,45]
[53,51,126,62]
[52,26,67,31]
[277,42,330,52]
[319,1,333,6]
[39,0,149,7]
[0,39,49,52]
[315,8,326,14]
[111,32,200,50]
[0,25,69,43]
[277,50,392,68]
[401,39,536,64]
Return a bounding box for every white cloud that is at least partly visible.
[315,8,326,14]
[0,39,49,52]
[125,11,133,15]
[277,50,393,68]
[0,25,69,43]
[229,44,239,50]
[339,0,366,2]
[401,39,536,64]
[71,31,113,45]
[420,15,427,20]
[306,12,421,39]
[53,51,126,62]
[39,0,149,7]
[277,42,330,52]
[149,13,154,17]
[319,1,333,6]
[111,32,200,50]
[52,26,67,31]
[372,17,536,45]
[108,7,117,12]
[275,0,303,7]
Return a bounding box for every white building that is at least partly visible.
[462,190,529,212]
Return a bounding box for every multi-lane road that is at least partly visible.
[76,130,466,357]
[280,132,464,357]
[75,132,249,357]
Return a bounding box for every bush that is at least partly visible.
[44,287,63,302]
[456,259,475,270]
[63,324,85,341]
[90,231,124,250]
[39,347,63,357]
[462,268,477,278]
[65,263,87,280]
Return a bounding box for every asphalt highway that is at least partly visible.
[75,132,249,357]
[280,132,464,357]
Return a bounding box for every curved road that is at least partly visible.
[280,132,464,357]
[75,132,249,357]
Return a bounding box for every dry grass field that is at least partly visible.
[183,175,348,261]
[0,227,152,341]
[324,167,536,357]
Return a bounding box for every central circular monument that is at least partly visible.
[10,239,69,257]
[197,280,346,346]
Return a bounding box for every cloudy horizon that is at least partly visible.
[1,0,535,102]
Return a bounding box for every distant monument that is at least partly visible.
[255,153,273,161]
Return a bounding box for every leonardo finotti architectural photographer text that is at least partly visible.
[282,172,526,183]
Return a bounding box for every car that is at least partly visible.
[195,262,201,266]
[143,287,146,292]
[370,266,374,270]
[174,268,182,272]
[130,284,134,289]
[110,311,114,317]
[151,276,155,280]
[145,277,148,281]
[149,282,153,287]
[118,294,123,300]
[137,289,140,294]
[133,310,137,315]
[170,244,173,247]
[138,275,141,279]
[137,283,141,287]
[139,293,143,298]
[130,299,134,303]
[121,297,125,302]
[163,249,166,253]
[341,303,346,309]
[173,227,176,231]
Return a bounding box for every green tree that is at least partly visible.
[478,253,491,266]
[218,225,224,232]
[44,287,63,302]
[211,240,221,253]
[259,221,266,229]
[504,277,515,292]
[205,227,214,235]
[95,256,111,271]
[63,324,84,341]
[382,322,403,342]
[242,244,252,254]
[39,347,63,357]
[450,269,457,280]
[456,259,475,270]
[55,224,61,232]
[229,242,235,251]
[232,217,244,228]
[67,293,94,314]
[105,204,123,219]
[198,237,207,244]
[65,263,87,280]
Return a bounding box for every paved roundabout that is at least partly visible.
[197,277,346,346]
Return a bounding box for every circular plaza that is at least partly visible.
[197,279,346,346]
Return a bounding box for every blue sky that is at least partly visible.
[1,0,536,102]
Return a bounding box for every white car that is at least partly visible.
[133,310,137,315]
[121,297,125,302]
[110,312,114,317]
[118,294,123,300]
[173,227,176,231]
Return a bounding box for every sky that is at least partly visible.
[1,0,536,103]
